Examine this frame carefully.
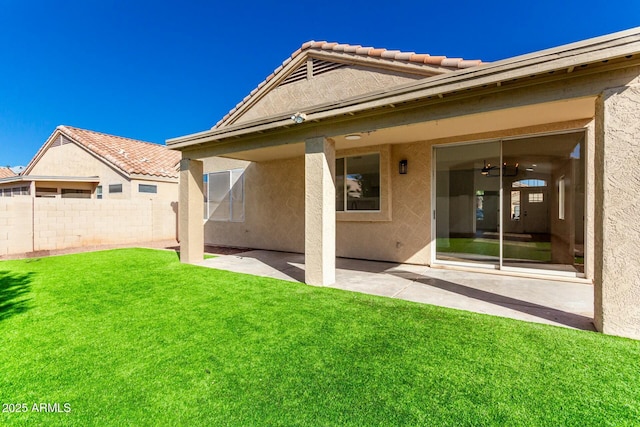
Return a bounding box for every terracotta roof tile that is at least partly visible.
[213,40,485,129]
[409,53,430,63]
[425,55,447,65]
[53,126,180,179]
[0,167,16,178]
[343,45,361,53]
[368,48,386,57]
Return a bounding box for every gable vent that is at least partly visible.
[53,135,73,146]
[280,59,347,87]
[312,58,346,76]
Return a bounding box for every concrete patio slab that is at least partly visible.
[198,250,594,331]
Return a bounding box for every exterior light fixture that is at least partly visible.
[345,134,361,141]
[399,159,408,174]
[290,112,307,124]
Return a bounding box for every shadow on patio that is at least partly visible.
[198,249,594,331]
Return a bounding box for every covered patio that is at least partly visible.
[168,28,640,339]
[198,249,594,331]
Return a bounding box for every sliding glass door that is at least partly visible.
[434,131,585,276]
[435,141,500,266]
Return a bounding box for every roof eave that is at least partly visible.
[0,176,101,184]
[167,26,640,150]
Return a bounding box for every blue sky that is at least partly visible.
[1,0,638,166]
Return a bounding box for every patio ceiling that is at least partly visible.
[213,96,596,162]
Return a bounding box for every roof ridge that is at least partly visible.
[212,40,485,129]
[58,125,162,148]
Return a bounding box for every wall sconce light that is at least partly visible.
[399,159,408,174]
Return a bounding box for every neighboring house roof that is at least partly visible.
[25,126,181,180]
[213,40,485,129]
[0,167,16,178]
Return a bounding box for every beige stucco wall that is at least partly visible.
[235,66,423,125]
[202,127,594,268]
[198,65,640,272]
[594,83,640,339]
[0,198,177,256]
[29,142,133,198]
[203,156,305,252]
[336,142,431,264]
[130,179,178,202]
[202,143,432,264]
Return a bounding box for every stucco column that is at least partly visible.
[179,158,204,264]
[305,137,336,286]
[594,84,640,340]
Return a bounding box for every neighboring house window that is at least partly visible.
[0,186,29,197]
[109,184,123,193]
[204,169,244,222]
[36,187,58,198]
[336,153,380,211]
[61,189,91,199]
[96,186,103,199]
[139,184,157,194]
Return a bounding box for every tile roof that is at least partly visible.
[214,40,485,128]
[29,126,180,179]
[0,167,16,178]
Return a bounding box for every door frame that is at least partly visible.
[431,129,588,278]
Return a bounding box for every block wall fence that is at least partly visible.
[0,198,178,257]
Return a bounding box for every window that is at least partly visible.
[510,190,521,220]
[109,184,122,193]
[204,169,244,221]
[336,153,380,211]
[512,179,547,188]
[0,186,29,197]
[61,189,91,199]
[96,186,103,199]
[558,177,565,220]
[528,193,544,203]
[139,184,157,194]
[36,187,58,198]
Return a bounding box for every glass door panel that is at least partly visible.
[435,141,500,265]
[501,133,585,273]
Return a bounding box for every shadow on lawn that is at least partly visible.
[0,271,33,322]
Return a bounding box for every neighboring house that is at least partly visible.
[0,126,181,257]
[0,125,180,200]
[168,28,640,339]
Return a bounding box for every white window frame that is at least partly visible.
[204,168,245,222]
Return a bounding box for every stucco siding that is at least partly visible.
[203,157,305,252]
[336,142,431,264]
[28,142,133,198]
[235,66,423,125]
[594,83,640,338]
[130,179,178,203]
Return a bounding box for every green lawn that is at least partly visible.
[437,237,552,262]
[1,249,638,426]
